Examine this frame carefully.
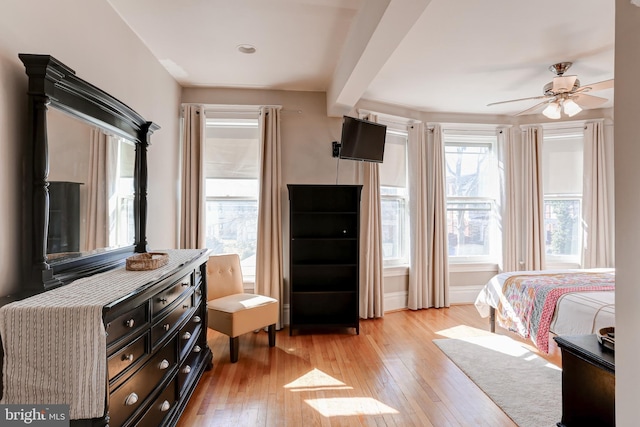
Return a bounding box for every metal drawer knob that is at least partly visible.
[125,392,138,406]
[182,365,191,374]
[182,332,191,340]
[159,297,168,304]
[122,353,134,362]
[193,345,201,353]
[158,359,170,370]
[181,280,190,287]
[160,400,171,412]
[193,316,201,324]
[124,319,135,328]
[183,304,190,309]
[163,323,170,331]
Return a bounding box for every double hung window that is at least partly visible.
[443,131,499,263]
[379,128,409,266]
[204,115,260,277]
[542,129,583,264]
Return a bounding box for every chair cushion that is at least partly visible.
[207,293,278,338]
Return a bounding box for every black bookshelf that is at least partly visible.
[287,184,362,335]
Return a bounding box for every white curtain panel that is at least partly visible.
[179,104,206,249]
[105,136,119,247]
[521,126,545,270]
[407,123,427,310]
[255,106,284,329]
[84,128,110,251]
[497,126,519,272]
[582,120,614,268]
[357,112,384,318]
[425,125,449,308]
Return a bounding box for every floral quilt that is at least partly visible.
[497,272,615,353]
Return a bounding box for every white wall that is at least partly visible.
[614,1,640,424]
[0,0,182,296]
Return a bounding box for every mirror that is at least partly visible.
[46,108,137,262]
[20,54,159,291]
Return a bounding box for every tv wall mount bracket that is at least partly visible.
[332,141,341,158]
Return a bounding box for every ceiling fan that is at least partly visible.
[487,62,614,119]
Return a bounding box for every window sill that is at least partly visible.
[384,265,409,277]
[449,262,500,273]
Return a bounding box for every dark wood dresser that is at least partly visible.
[554,334,615,427]
[0,249,212,427]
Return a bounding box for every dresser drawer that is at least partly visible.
[151,291,194,349]
[108,333,148,382]
[109,337,177,427]
[152,274,192,318]
[178,311,203,358]
[135,378,177,427]
[105,303,148,346]
[194,267,203,288]
[178,343,205,393]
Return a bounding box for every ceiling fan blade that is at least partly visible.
[573,93,609,108]
[515,100,551,116]
[552,75,577,93]
[577,79,614,93]
[487,95,548,107]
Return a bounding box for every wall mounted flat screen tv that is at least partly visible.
[339,116,387,163]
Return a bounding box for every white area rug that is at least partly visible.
[434,334,562,427]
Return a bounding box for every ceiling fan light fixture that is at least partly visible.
[563,99,582,117]
[542,102,561,119]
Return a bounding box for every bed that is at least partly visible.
[474,269,615,353]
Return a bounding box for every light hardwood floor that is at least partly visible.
[178,305,561,427]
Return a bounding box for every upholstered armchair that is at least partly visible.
[206,254,278,363]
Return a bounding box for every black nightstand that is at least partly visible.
[554,334,615,427]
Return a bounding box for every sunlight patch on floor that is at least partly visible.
[545,362,562,371]
[437,324,495,339]
[436,325,562,371]
[304,397,399,417]
[437,325,528,357]
[285,368,399,417]
[284,368,352,391]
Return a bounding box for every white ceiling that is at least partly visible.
[107,0,615,118]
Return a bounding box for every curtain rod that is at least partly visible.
[183,103,301,114]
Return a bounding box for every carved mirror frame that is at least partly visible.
[20,54,159,291]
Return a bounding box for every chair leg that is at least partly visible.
[230,336,239,363]
[268,324,276,347]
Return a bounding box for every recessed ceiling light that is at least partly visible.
[237,44,256,54]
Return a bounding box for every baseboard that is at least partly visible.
[384,285,484,311]
[449,285,484,305]
[281,285,484,325]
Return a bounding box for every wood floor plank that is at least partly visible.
[177,305,561,427]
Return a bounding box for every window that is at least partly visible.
[204,116,260,278]
[379,128,409,266]
[542,129,583,264]
[444,131,499,263]
[110,136,136,248]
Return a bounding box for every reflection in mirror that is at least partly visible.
[47,108,136,262]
